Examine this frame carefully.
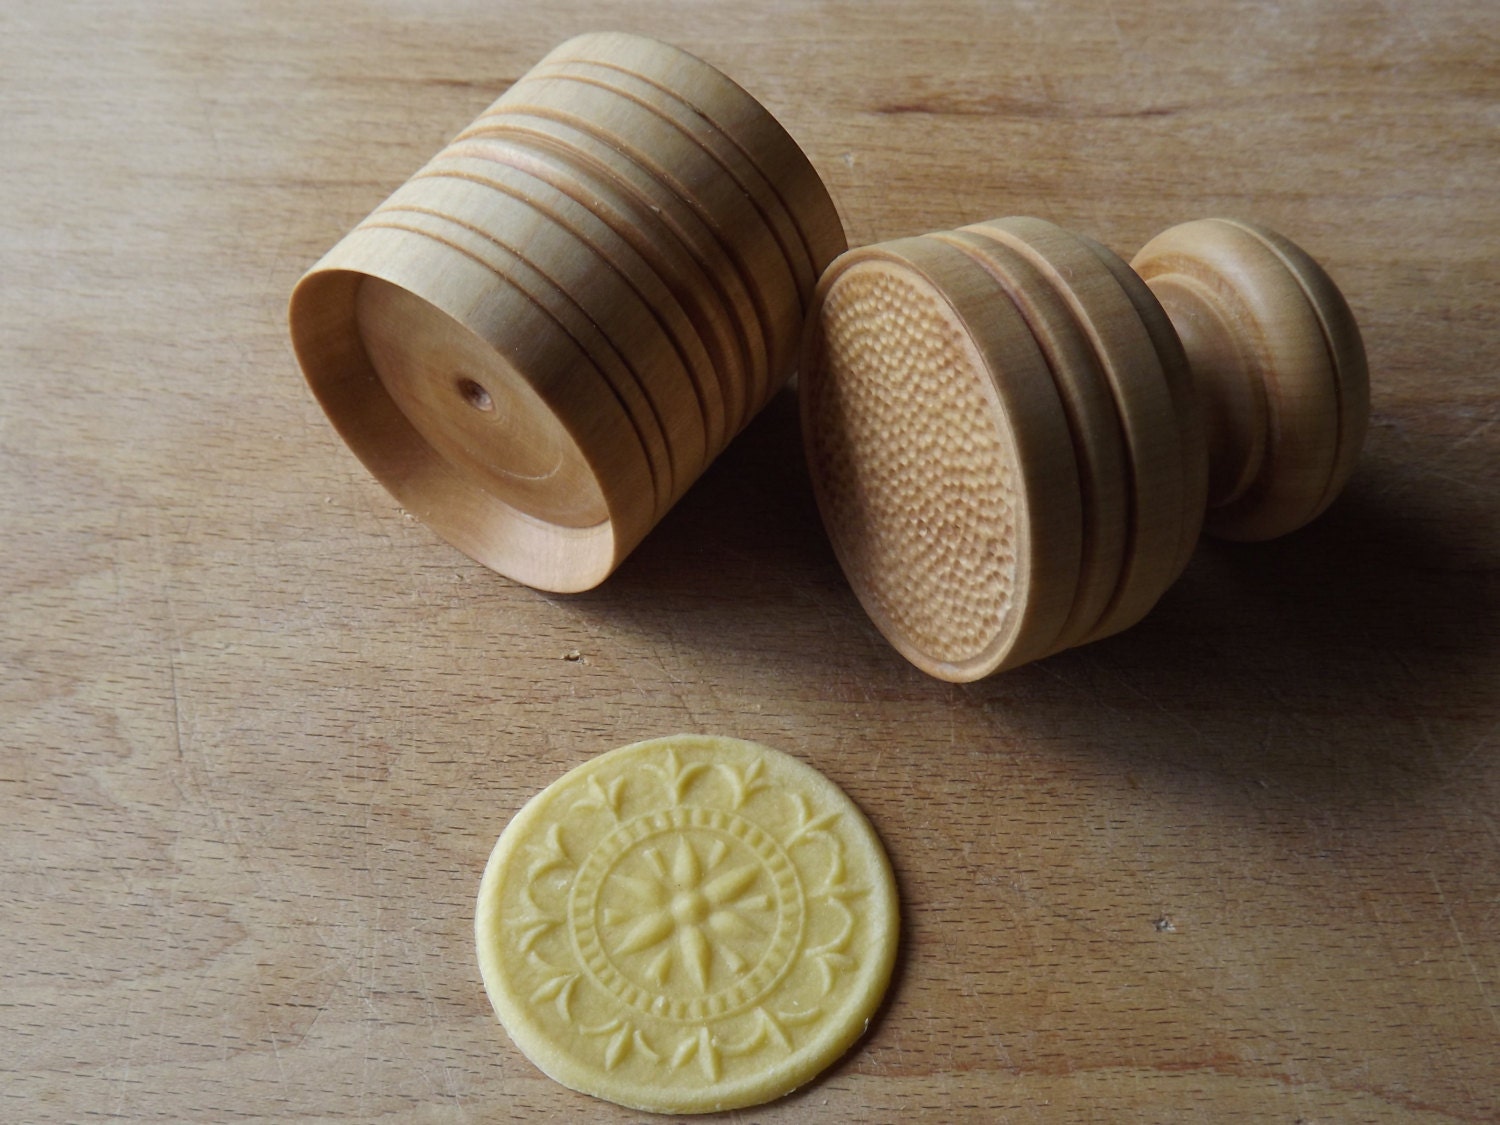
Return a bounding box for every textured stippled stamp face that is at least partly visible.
[476,735,899,1114]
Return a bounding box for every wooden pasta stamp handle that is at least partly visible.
[800,216,1369,681]
[1132,218,1369,542]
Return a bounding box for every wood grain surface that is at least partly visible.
[4,1,1497,1120]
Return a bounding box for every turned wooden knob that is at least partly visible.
[289,33,843,592]
[800,216,1369,682]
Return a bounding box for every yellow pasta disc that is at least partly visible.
[475,734,899,1113]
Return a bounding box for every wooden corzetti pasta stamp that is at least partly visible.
[289,33,843,592]
[800,217,1369,681]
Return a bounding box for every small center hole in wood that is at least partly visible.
[457,377,494,413]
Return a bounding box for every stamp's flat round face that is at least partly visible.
[801,240,1085,681]
[475,735,899,1114]
[805,259,1027,670]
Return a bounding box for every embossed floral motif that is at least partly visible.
[602,835,770,994]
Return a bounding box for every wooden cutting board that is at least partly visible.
[4,1,1497,1120]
